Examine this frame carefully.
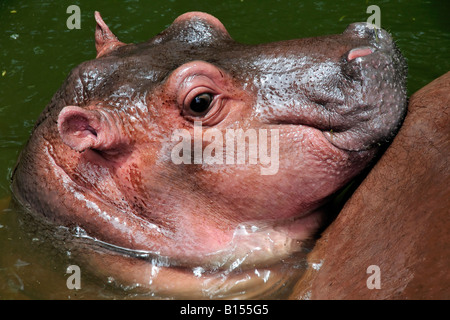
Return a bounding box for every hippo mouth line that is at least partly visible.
[69,226,172,263]
[67,215,308,272]
[276,121,375,155]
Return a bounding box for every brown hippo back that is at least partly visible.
[291,71,450,299]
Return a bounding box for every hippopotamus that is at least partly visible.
[290,71,450,300]
[10,11,407,298]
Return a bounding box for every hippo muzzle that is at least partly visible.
[252,22,407,152]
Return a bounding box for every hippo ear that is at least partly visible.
[57,106,121,152]
[152,12,232,45]
[94,11,126,58]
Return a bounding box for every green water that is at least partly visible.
[0,0,449,299]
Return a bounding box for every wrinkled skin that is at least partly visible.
[11,12,407,297]
[290,72,450,300]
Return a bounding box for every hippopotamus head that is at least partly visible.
[11,12,407,298]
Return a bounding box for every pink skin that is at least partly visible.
[11,11,407,296]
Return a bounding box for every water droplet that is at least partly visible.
[33,46,44,55]
[14,259,30,268]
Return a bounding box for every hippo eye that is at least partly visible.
[189,93,213,115]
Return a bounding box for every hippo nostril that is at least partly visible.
[347,47,373,61]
